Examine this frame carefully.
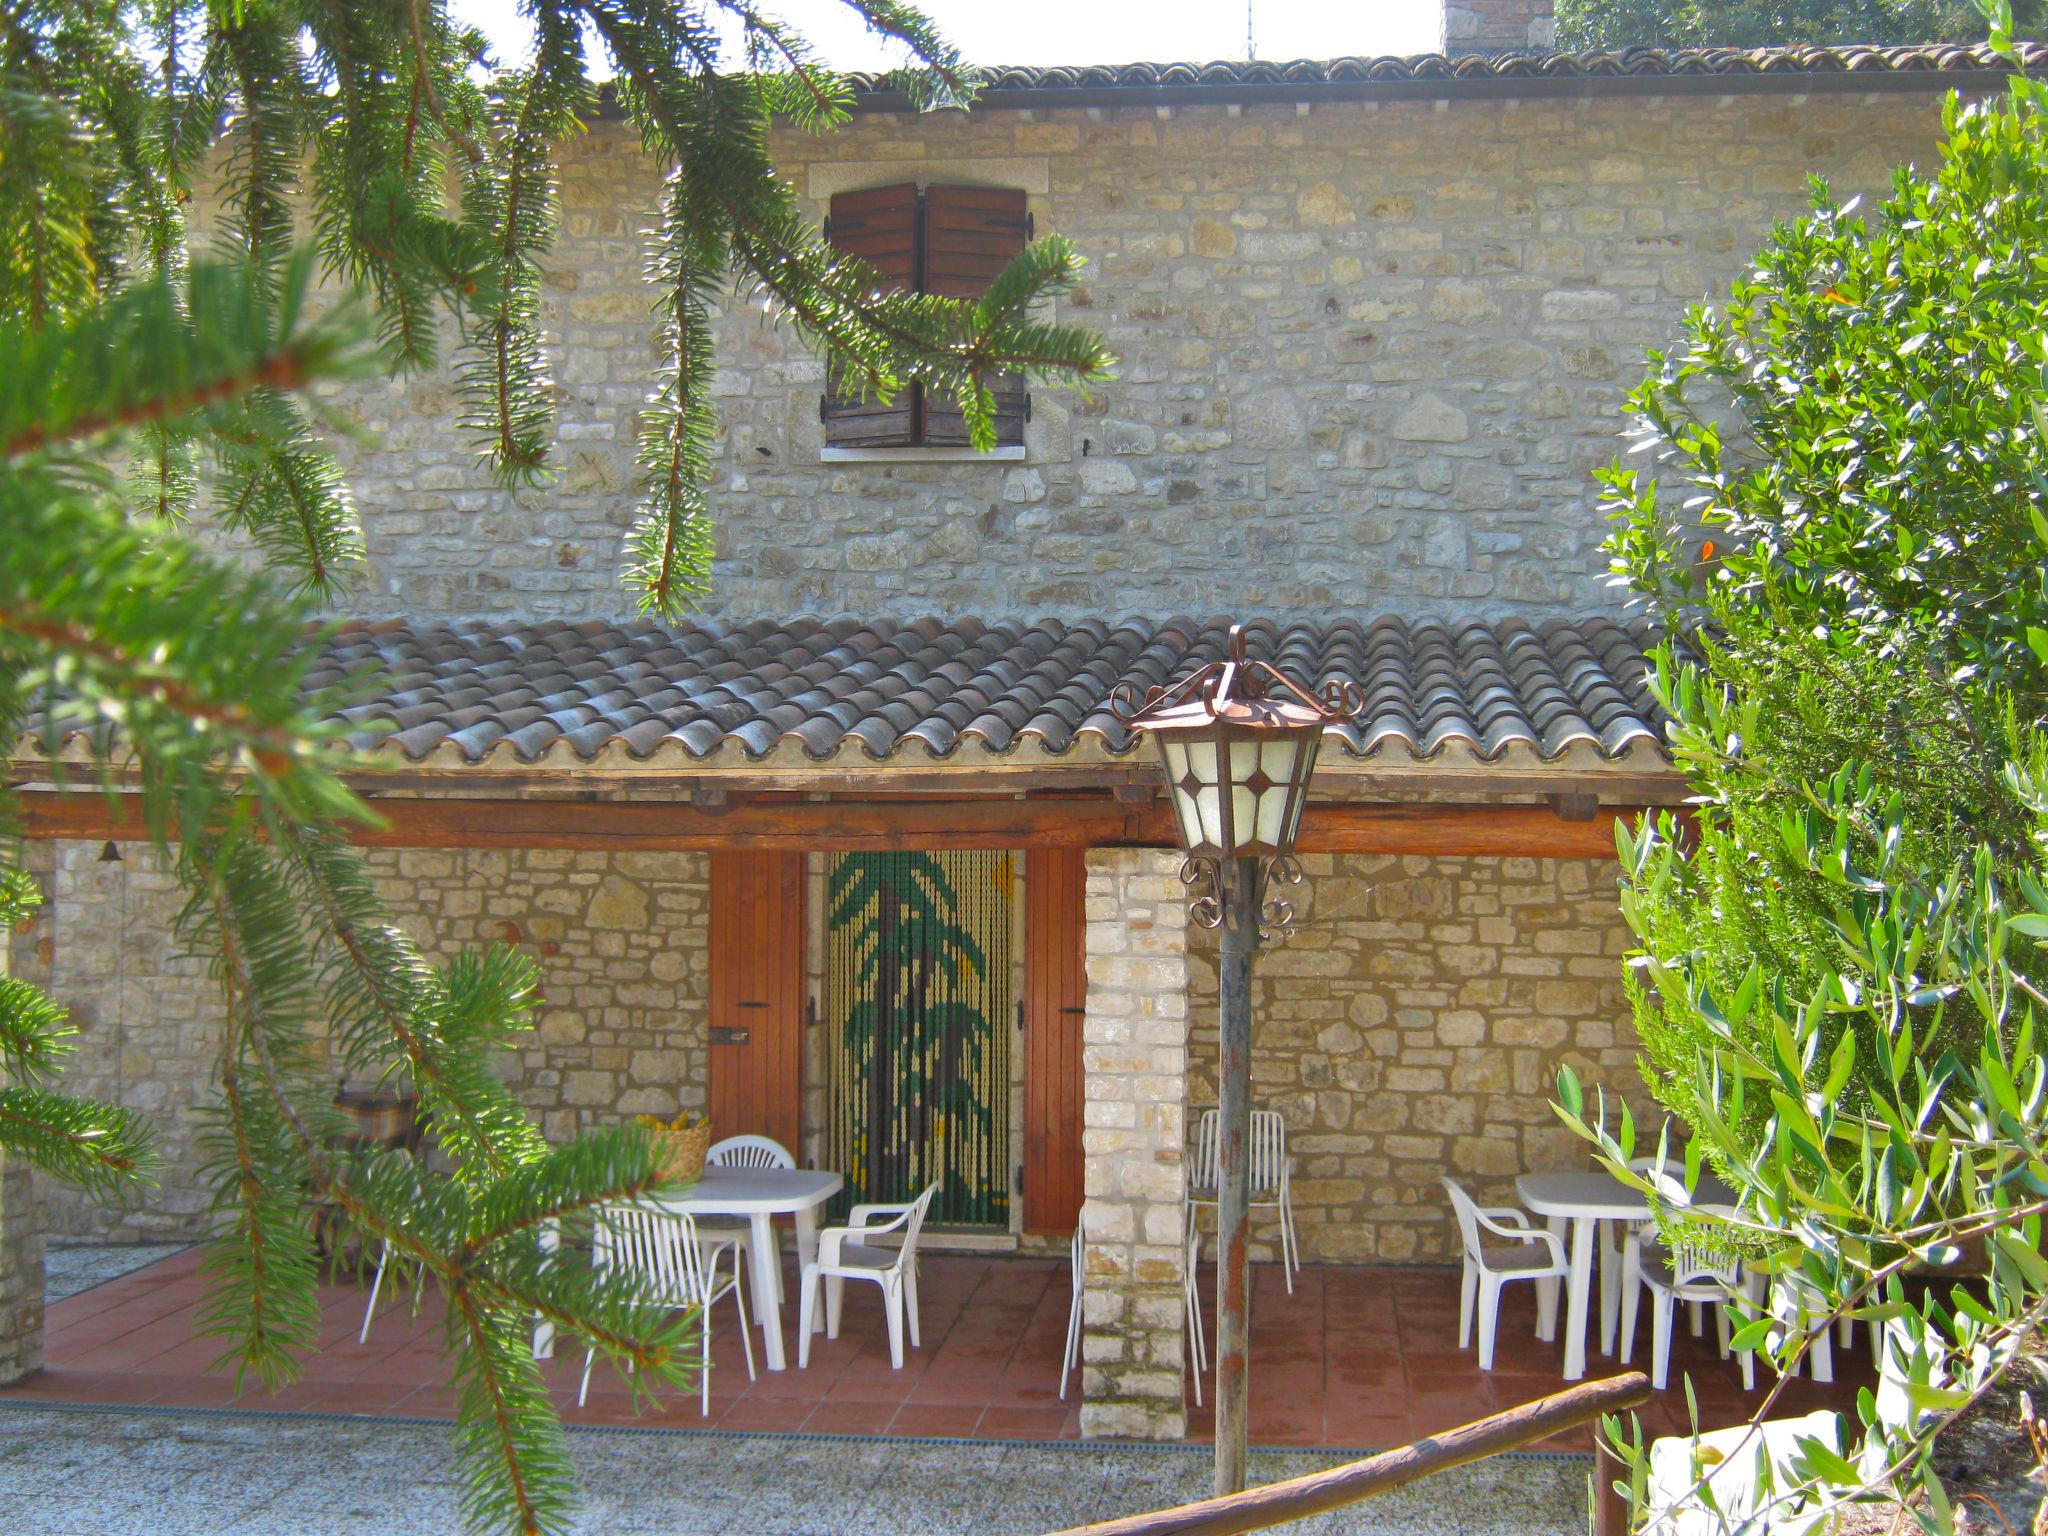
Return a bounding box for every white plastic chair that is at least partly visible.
[578,1204,755,1415]
[1761,1267,1838,1385]
[1061,1224,1085,1401]
[707,1134,795,1169]
[1442,1177,1569,1370]
[1185,1108,1300,1292]
[1611,1156,1693,1357]
[359,1240,411,1344]
[1183,1220,1207,1407]
[1623,1210,1754,1392]
[700,1134,796,1303]
[797,1181,939,1369]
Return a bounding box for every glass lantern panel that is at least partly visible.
[1228,738,1259,783]
[1260,737,1305,781]
[1169,777,1204,850]
[1281,735,1323,846]
[1231,783,1257,850]
[1195,784,1223,848]
[1187,737,1220,787]
[1254,781,1291,847]
[1162,739,1189,782]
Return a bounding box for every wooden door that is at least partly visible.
[1023,848,1086,1234]
[708,851,805,1154]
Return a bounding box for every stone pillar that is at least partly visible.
[1079,847,1191,1441]
[1439,0,1556,53]
[0,1152,43,1385]
[1,867,43,1383]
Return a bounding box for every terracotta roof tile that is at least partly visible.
[304,614,1668,771]
[838,43,2041,105]
[16,614,1673,775]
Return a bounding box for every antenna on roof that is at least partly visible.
[1246,0,1255,60]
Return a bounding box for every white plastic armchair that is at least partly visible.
[1614,1156,1692,1359]
[706,1135,794,1169]
[1442,1177,1568,1370]
[797,1181,940,1369]
[1623,1203,1754,1391]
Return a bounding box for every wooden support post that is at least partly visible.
[1214,855,1261,1497]
[1594,1435,1630,1536]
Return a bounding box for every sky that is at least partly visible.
[449,0,1445,72]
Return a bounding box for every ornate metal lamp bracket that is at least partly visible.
[1179,853,1304,942]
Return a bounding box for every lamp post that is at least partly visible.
[1115,624,1361,1496]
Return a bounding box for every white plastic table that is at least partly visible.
[656,1166,842,1372]
[1516,1170,1651,1382]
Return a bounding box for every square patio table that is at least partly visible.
[1515,1169,1650,1382]
[654,1165,842,1372]
[530,1165,843,1373]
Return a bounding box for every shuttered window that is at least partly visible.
[821,183,1031,451]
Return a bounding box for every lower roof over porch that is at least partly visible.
[13,610,1686,856]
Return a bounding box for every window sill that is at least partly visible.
[820,445,1027,464]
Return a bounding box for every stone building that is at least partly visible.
[7,0,2035,1436]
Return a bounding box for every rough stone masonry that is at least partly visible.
[201,81,1967,627]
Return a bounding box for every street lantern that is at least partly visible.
[1115,624,1360,1496]
[1118,624,1359,929]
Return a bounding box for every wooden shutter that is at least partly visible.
[708,851,806,1154]
[821,183,920,448]
[1022,848,1086,1234]
[920,184,1030,448]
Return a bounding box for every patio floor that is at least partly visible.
[3,1245,1871,1451]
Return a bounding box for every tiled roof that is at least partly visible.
[840,42,2042,104]
[237,615,1670,777]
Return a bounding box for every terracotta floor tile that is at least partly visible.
[1321,1413,1416,1449]
[19,1250,1878,1456]
[715,1397,814,1432]
[886,1402,981,1438]
[802,1400,902,1435]
[973,1405,1071,1440]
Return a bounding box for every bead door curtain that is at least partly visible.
[824,851,1013,1228]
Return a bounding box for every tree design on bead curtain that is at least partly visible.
[826,852,1008,1226]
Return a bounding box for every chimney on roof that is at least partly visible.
[1439,0,1557,54]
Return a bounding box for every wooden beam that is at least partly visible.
[13,790,1641,858]
[1045,1373,1652,1536]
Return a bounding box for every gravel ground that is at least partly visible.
[43,1244,193,1304]
[0,1402,1590,1536]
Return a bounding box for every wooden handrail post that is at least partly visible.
[1041,1372,1652,1536]
[1594,1433,1630,1536]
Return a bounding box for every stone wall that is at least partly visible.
[7,842,219,1243]
[186,84,1959,625]
[6,841,711,1242]
[1078,848,1190,1440]
[367,847,712,1146]
[1185,854,1638,1265]
[0,1154,40,1384]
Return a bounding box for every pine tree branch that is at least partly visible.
[447,1286,550,1536]
[0,1086,156,1194]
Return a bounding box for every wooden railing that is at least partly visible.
[1042,1372,1651,1536]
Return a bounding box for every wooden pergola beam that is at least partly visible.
[14,789,1642,859]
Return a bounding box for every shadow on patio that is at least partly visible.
[3,1246,1871,1451]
